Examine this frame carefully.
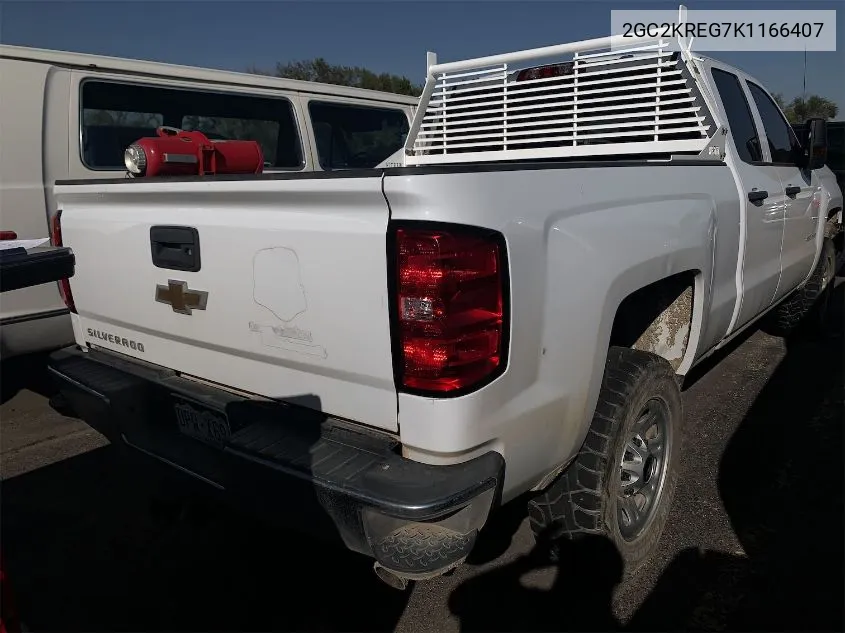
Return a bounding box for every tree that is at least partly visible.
[248,58,423,97]
[773,93,838,124]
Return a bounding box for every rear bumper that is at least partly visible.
[47,346,504,579]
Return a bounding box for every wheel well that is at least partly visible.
[826,207,843,252]
[609,271,697,372]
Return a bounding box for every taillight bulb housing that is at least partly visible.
[516,62,574,82]
[50,210,76,313]
[393,225,508,394]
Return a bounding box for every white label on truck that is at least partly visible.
[611,10,837,51]
[249,247,326,358]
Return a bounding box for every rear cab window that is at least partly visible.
[711,68,763,164]
[307,101,409,170]
[80,81,303,171]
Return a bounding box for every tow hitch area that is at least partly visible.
[46,346,505,586]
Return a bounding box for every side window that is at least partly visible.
[711,68,762,163]
[80,81,302,170]
[181,116,281,157]
[308,102,409,170]
[747,82,803,165]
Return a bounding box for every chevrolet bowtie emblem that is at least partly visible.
[155,280,209,315]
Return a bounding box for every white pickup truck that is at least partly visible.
[47,27,841,589]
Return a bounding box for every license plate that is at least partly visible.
[173,399,231,446]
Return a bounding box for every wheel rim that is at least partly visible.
[617,398,672,541]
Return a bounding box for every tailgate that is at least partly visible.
[54,174,398,432]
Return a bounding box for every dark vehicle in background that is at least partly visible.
[793,120,844,260]
[794,120,845,192]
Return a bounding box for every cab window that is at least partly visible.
[711,68,762,163]
[308,102,409,170]
[746,81,803,165]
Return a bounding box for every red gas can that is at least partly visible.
[124,127,264,177]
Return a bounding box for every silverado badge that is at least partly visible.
[155,280,209,315]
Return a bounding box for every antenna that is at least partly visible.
[802,46,807,101]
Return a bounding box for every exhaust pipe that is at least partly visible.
[373,563,409,591]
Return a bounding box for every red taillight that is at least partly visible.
[393,226,507,394]
[1,553,23,633]
[50,211,76,313]
[0,231,17,240]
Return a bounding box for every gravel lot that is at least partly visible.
[1,279,842,632]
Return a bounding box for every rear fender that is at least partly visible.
[384,165,728,499]
[540,197,714,475]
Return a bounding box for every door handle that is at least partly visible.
[747,190,768,203]
[150,226,201,272]
[785,185,801,197]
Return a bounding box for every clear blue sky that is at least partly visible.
[2,0,843,112]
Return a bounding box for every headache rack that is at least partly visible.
[404,8,718,166]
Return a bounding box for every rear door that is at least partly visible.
[55,175,399,431]
[744,79,817,300]
[709,65,787,330]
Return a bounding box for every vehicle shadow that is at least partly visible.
[450,280,844,632]
[1,441,412,632]
[0,351,58,405]
[465,493,532,566]
[629,290,843,631]
[451,530,624,632]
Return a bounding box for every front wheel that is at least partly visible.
[528,347,683,572]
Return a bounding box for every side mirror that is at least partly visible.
[805,117,828,170]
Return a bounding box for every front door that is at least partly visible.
[710,66,786,331]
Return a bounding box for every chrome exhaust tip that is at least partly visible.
[373,562,409,591]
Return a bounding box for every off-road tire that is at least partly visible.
[764,237,836,338]
[528,347,683,573]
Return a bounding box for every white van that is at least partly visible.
[0,45,417,359]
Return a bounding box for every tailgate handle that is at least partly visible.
[150,226,201,272]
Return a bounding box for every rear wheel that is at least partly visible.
[528,347,683,572]
[764,238,836,338]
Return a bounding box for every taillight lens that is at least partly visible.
[393,225,507,394]
[0,231,18,240]
[50,211,76,313]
